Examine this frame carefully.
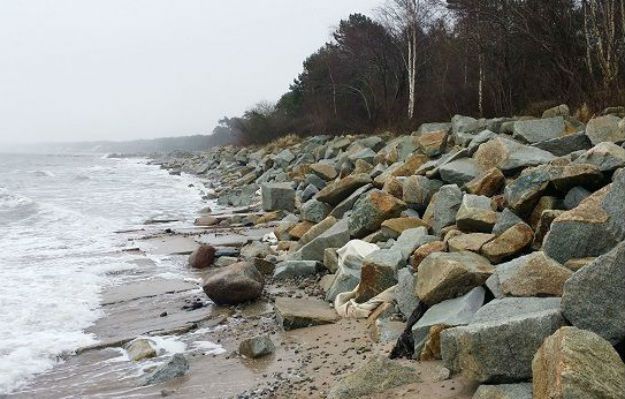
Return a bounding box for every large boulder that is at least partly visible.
[474,136,555,174]
[416,129,447,156]
[316,173,372,205]
[512,117,565,144]
[574,141,625,172]
[402,176,444,211]
[238,335,275,359]
[355,249,402,302]
[275,297,338,330]
[328,183,373,219]
[309,162,338,180]
[261,182,295,212]
[438,158,482,185]
[423,184,463,235]
[481,223,534,263]
[465,168,505,197]
[561,241,625,344]
[202,262,264,305]
[532,132,592,156]
[301,199,332,223]
[293,218,350,262]
[543,170,625,263]
[395,268,420,318]
[487,251,572,297]
[473,384,532,399]
[328,356,422,399]
[188,244,216,269]
[504,163,602,215]
[412,287,485,360]
[586,114,624,145]
[273,260,319,280]
[532,327,625,399]
[348,189,406,238]
[441,297,565,382]
[415,251,494,305]
[456,194,497,233]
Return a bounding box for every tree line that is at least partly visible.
[213,0,625,145]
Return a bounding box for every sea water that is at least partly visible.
[0,153,204,394]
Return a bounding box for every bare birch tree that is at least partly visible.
[583,0,625,92]
[378,0,445,119]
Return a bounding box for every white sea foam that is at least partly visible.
[0,153,205,394]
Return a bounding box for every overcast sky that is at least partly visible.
[0,1,380,144]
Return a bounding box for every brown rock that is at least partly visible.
[316,173,372,205]
[382,176,403,199]
[529,196,559,229]
[188,244,216,269]
[288,221,314,240]
[494,251,572,297]
[532,327,625,399]
[532,209,564,250]
[381,217,428,236]
[563,257,595,272]
[415,251,494,305]
[309,163,337,180]
[275,297,338,330]
[411,241,447,270]
[448,233,495,253]
[391,153,429,177]
[202,261,264,305]
[417,130,447,156]
[481,223,534,263]
[465,167,505,197]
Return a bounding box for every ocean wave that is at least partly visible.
[31,170,55,177]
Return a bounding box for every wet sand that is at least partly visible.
[10,210,476,399]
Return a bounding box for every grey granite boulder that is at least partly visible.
[275,297,338,330]
[563,186,591,209]
[261,182,295,212]
[396,268,419,318]
[301,199,332,223]
[441,297,565,382]
[456,194,497,233]
[474,136,555,174]
[273,260,319,280]
[390,226,432,260]
[532,327,625,399]
[574,141,625,172]
[473,383,532,399]
[532,132,591,156]
[238,335,275,358]
[328,183,372,219]
[512,117,565,144]
[145,354,189,385]
[586,114,624,145]
[412,287,485,359]
[561,241,625,344]
[293,218,350,262]
[348,189,406,238]
[438,158,482,185]
[402,176,443,212]
[492,208,527,235]
[423,184,463,235]
[543,170,625,263]
[487,251,572,298]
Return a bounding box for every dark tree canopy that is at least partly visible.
[213,1,625,146]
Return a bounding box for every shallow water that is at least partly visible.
[0,153,205,394]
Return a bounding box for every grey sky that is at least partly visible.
[0,0,380,144]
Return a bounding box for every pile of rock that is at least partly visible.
[172,104,625,397]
